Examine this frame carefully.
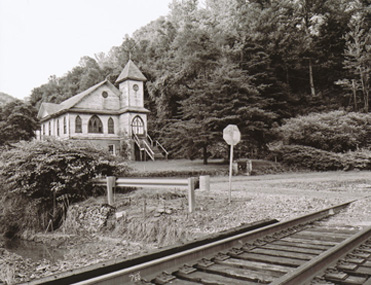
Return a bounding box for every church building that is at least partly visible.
[37,60,166,160]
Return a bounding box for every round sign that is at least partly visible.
[223,124,241,146]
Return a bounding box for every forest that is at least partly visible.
[5,0,371,161]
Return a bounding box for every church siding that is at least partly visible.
[75,86,120,111]
[118,80,144,109]
[119,82,129,107]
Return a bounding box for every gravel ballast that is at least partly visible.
[1,171,370,284]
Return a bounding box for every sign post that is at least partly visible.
[223,124,241,203]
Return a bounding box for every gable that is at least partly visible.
[73,84,120,111]
[37,102,60,119]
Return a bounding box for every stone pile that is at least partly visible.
[63,204,116,234]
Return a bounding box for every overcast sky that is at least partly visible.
[0,0,172,100]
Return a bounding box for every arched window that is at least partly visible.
[131,116,144,135]
[75,116,82,133]
[63,117,67,134]
[88,115,103,133]
[108,117,114,134]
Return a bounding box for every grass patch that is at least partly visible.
[113,216,191,245]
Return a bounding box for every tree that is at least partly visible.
[0,100,38,146]
[341,13,370,112]
[0,139,127,235]
[29,57,106,108]
[162,58,277,163]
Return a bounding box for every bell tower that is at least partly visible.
[115,60,150,160]
[115,59,147,109]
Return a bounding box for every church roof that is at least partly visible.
[60,79,110,110]
[37,80,120,120]
[115,60,147,84]
[42,102,60,114]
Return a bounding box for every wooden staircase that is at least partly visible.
[133,134,168,161]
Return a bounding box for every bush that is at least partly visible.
[272,144,371,171]
[341,149,371,171]
[274,111,371,152]
[0,139,128,236]
[273,144,343,171]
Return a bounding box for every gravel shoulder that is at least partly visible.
[1,170,370,284]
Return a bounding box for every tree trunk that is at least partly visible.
[309,58,316,97]
[203,145,208,165]
[360,72,369,112]
[53,191,56,220]
[352,79,358,111]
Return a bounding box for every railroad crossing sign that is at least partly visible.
[223,124,241,146]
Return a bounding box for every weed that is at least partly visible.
[0,262,15,284]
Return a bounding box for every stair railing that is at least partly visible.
[146,134,154,147]
[133,134,145,161]
[147,134,169,160]
[142,139,155,161]
[133,133,155,161]
[155,140,169,160]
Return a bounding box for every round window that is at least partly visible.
[133,84,139,91]
[102,91,108,98]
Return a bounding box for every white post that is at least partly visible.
[199,175,210,191]
[106,176,116,206]
[247,159,253,175]
[228,144,234,203]
[188,177,195,213]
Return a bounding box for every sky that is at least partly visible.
[0,0,172,100]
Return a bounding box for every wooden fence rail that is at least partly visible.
[93,177,196,213]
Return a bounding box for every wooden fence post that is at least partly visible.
[188,177,195,213]
[106,176,116,206]
[246,159,253,175]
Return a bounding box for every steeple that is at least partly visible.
[115,60,146,84]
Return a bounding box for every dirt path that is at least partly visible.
[210,171,371,200]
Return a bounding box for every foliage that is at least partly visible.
[0,139,128,235]
[0,100,38,146]
[0,92,16,105]
[28,56,108,110]
[341,149,371,170]
[272,144,344,171]
[274,111,371,152]
[271,144,371,171]
[26,0,371,160]
[336,11,371,112]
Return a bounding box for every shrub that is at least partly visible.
[0,139,128,236]
[274,111,371,152]
[341,149,371,170]
[272,144,371,171]
[273,144,343,171]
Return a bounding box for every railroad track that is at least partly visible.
[30,200,371,285]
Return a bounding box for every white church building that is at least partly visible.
[37,60,166,160]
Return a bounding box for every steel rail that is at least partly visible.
[70,201,354,284]
[26,219,277,285]
[271,225,371,285]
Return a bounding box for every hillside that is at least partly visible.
[0,92,16,105]
[26,0,371,161]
